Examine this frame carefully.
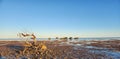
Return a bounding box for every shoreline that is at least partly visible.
[0,39,120,59]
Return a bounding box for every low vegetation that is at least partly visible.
[0,33,118,59]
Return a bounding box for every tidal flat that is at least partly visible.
[0,39,120,59]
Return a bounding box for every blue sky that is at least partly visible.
[0,0,120,38]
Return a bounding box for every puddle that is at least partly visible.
[59,40,120,59]
[73,43,120,59]
[0,57,6,59]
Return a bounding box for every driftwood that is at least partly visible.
[18,33,49,59]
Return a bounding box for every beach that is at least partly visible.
[0,38,120,59]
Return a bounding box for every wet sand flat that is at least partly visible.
[0,40,120,59]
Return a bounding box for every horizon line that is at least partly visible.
[0,36,120,39]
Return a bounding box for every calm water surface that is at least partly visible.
[0,37,120,41]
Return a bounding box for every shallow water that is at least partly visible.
[0,57,6,59]
[57,39,120,59]
[0,37,120,41]
[71,42,120,59]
